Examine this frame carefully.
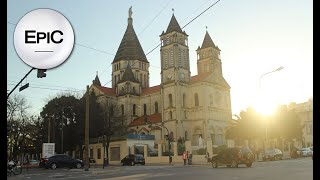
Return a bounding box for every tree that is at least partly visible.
[40,94,83,154]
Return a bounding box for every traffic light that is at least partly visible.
[37,69,47,78]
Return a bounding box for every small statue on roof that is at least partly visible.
[129,6,133,18]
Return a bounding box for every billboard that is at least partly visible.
[42,143,55,158]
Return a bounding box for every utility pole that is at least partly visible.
[84,85,90,171]
[48,117,51,143]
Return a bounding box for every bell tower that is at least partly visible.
[160,14,190,84]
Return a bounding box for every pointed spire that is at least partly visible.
[118,63,139,83]
[92,73,101,86]
[165,14,183,34]
[113,7,148,63]
[201,31,216,49]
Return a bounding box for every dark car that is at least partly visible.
[121,154,145,166]
[262,148,283,161]
[44,154,83,169]
[211,147,255,168]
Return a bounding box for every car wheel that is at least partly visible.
[51,163,57,170]
[246,162,252,167]
[76,163,82,169]
[230,160,238,168]
[130,161,135,166]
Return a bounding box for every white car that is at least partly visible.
[298,148,312,157]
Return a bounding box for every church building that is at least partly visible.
[89,8,232,149]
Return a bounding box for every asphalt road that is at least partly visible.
[7,157,313,180]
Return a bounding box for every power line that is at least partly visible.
[138,0,174,36]
[145,0,222,56]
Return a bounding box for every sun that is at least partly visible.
[252,94,277,116]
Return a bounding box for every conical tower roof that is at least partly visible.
[92,72,101,86]
[201,31,216,49]
[113,8,148,63]
[165,14,183,34]
[118,63,139,83]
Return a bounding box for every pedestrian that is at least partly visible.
[182,151,187,165]
[205,152,210,163]
[188,152,193,165]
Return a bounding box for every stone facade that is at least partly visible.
[89,8,232,150]
[288,98,313,147]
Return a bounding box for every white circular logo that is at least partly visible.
[14,8,75,69]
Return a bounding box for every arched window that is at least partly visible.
[144,74,146,87]
[155,101,158,113]
[133,104,136,116]
[114,75,117,84]
[117,74,120,82]
[183,94,186,107]
[169,111,173,120]
[132,87,136,93]
[195,93,199,106]
[121,104,124,116]
[170,48,174,66]
[140,74,142,83]
[144,104,147,115]
[169,94,173,107]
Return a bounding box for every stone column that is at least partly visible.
[158,143,162,157]
[206,140,213,157]
[144,145,148,157]
[173,142,178,156]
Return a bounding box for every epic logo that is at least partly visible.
[14,9,74,69]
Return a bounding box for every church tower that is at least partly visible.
[196,31,222,77]
[160,14,190,84]
[160,14,191,141]
[112,7,150,95]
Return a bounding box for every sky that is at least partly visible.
[7,0,313,116]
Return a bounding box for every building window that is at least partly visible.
[140,74,142,83]
[144,104,147,115]
[169,94,173,107]
[169,111,173,120]
[155,102,159,113]
[195,93,199,106]
[144,74,146,87]
[133,104,136,116]
[166,37,170,44]
[133,87,136,93]
[118,74,120,82]
[110,147,120,161]
[170,48,174,67]
[184,111,187,119]
[164,51,168,68]
[97,148,101,159]
[90,148,93,159]
[178,49,181,66]
[114,75,117,84]
[183,94,186,107]
[121,104,124,116]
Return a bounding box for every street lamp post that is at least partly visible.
[148,123,172,164]
[259,66,284,150]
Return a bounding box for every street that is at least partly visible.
[7,157,313,180]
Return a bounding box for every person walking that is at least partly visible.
[182,151,187,165]
[188,152,193,165]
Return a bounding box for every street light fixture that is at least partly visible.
[259,66,284,150]
[148,123,172,164]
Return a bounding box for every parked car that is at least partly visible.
[44,154,83,169]
[262,148,283,161]
[211,147,255,168]
[121,154,145,166]
[298,148,312,157]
